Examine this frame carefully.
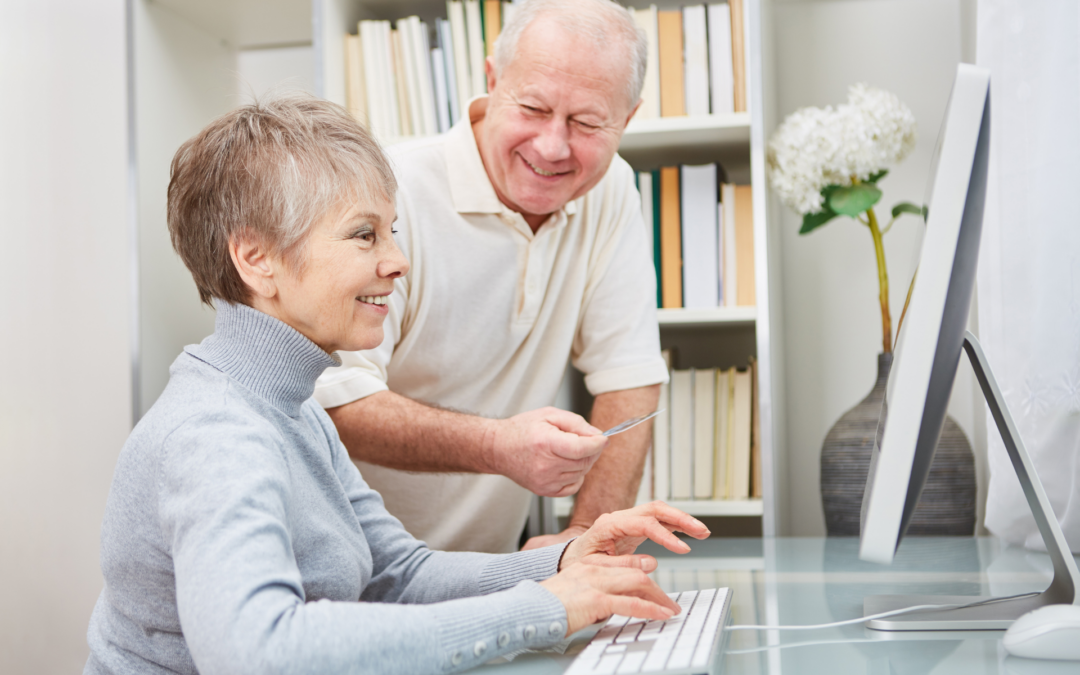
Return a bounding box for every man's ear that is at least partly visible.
[485,56,497,95]
[228,233,278,300]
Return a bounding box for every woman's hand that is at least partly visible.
[539,560,679,636]
[559,501,710,571]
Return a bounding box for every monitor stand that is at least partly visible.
[864,331,1080,630]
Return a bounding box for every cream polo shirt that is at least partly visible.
[314,98,668,553]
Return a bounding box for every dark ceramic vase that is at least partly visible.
[820,352,977,536]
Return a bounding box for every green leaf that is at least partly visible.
[866,169,889,184]
[891,201,924,219]
[828,183,883,217]
[800,208,839,234]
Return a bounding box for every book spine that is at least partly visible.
[484,0,501,57]
[734,184,755,306]
[431,48,452,133]
[652,169,662,308]
[415,19,439,136]
[657,10,685,117]
[680,163,720,309]
[465,0,487,97]
[660,166,682,308]
[448,1,473,118]
[730,0,747,112]
[632,7,661,120]
[682,5,710,117]
[693,368,716,499]
[436,19,461,126]
[707,3,735,115]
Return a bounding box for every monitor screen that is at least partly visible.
[859,64,991,565]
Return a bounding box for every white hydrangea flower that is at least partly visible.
[767,84,917,216]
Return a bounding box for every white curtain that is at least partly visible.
[977,0,1080,553]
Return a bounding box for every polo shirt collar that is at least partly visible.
[445,96,579,224]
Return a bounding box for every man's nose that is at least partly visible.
[533,119,571,163]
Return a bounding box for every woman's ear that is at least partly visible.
[229,233,278,300]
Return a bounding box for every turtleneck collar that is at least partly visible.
[185,301,341,418]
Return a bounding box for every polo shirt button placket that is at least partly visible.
[523,625,537,640]
[498,632,510,648]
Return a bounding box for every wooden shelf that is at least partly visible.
[657,306,756,328]
[554,498,763,518]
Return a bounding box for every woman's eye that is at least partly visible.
[391,229,399,236]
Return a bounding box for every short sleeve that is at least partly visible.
[572,158,670,395]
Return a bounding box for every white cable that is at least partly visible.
[726,591,1040,632]
[725,604,954,630]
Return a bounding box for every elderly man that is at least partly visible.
[315,0,667,553]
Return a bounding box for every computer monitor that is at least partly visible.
[857,63,1080,630]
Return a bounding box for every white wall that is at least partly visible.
[135,0,235,416]
[771,0,984,535]
[0,1,131,671]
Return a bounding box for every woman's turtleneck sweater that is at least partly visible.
[85,301,567,675]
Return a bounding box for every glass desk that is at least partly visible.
[478,537,1080,675]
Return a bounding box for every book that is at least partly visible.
[359,21,388,138]
[693,368,716,499]
[413,18,439,136]
[638,171,654,262]
[657,10,685,117]
[651,169,662,308]
[399,19,424,136]
[659,166,682,308]
[730,367,752,499]
[721,182,737,307]
[465,0,487,97]
[632,6,660,120]
[707,3,735,115]
[750,356,762,498]
[669,368,693,501]
[391,28,412,138]
[653,349,673,501]
[680,163,720,309]
[682,5,710,117]
[713,367,732,499]
[431,47,452,132]
[436,18,462,125]
[447,1,473,117]
[344,33,367,126]
[484,0,501,57]
[734,184,756,306]
[729,0,747,112]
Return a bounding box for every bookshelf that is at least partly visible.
[132,0,785,536]
[315,0,785,536]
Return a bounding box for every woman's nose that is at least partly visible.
[378,238,409,279]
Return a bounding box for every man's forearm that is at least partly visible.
[327,391,496,473]
[568,384,662,530]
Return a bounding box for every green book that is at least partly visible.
[652,169,662,307]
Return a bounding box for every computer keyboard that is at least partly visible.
[565,588,732,675]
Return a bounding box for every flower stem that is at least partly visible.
[866,207,892,353]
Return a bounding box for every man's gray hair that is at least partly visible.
[494,0,648,108]
[167,92,396,306]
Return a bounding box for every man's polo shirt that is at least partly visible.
[314,97,668,553]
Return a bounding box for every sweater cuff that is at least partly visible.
[477,542,567,595]
[431,580,567,672]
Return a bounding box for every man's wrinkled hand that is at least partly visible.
[485,407,608,497]
[521,524,588,551]
[559,501,710,571]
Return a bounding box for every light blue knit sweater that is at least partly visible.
[85,301,568,675]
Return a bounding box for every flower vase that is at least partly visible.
[820,352,977,536]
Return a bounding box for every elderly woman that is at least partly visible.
[84,93,708,675]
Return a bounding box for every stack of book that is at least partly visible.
[632,1,748,121]
[344,1,747,142]
[344,1,517,141]
[646,351,762,503]
[637,167,754,309]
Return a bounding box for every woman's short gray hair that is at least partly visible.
[167,92,396,306]
[494,0,648,108]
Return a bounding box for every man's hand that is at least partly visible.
[484,407,608,497]
[539,560,678,637]
[559,501,710,571]
[521,524,589,551]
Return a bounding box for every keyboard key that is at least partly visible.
[594,653,625,675]
[616,651,646,673]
